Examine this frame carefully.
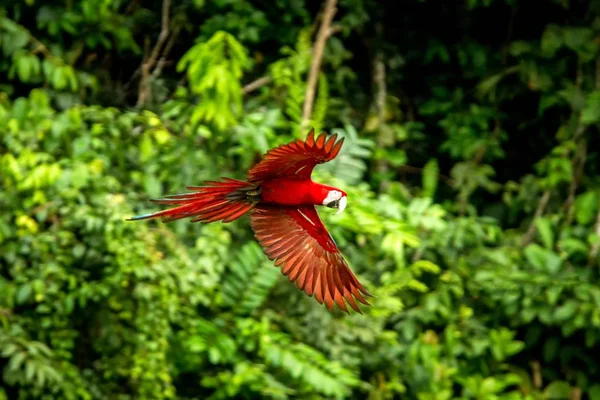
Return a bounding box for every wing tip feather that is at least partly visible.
[306,128,315,145]
[315,132,327,148]
[330,136,345,159]
[249,205,372,315]
[126,213,155,221]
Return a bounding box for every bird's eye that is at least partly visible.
[326,200,339,208]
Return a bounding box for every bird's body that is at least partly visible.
[129,130,371,313]
[260,178,339,206]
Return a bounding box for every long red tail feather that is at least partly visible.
[128,178,257,224]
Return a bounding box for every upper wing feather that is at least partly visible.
[247,129,344,182]
[250,205,372,313]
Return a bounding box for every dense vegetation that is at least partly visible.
[1,0,600,398]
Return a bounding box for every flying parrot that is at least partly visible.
[128,129,372,313]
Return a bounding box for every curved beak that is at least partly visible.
[336,196,347,214]
[325,196,347,214]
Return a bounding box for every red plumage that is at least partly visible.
[129,129,372,313]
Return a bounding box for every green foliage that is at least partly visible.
[1,0,600,399]
[0,20,93,98]
[178,31,251,130]
[220,242,280,314]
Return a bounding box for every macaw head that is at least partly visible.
[322,189,347,214]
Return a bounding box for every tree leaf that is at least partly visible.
[535,217,554,249]
[422,159,439,198]
[589,384,600,400]
[541,25,563,57]
[524,244,562,274]
[574,190,599,224]
[16,284,32,304]
[543,381,571,399]
[582,91,600,125]
[554,300,578,322]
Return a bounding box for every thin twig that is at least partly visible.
[137,0,171,106]
[328,25,343,36]
[530,360,542,389]
[29,36,53,58]
[242,76,272,95]
[150,0,170,71]
[310,9,323,37]
[521,190,552,246]
[151,26,180,79]
[302,0,338,124]
[18,24,60,62]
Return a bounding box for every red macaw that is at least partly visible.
[129,129,372,313]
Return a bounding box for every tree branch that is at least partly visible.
[242,76,272,95]
[327,25,343,36]
[150,0,170,70]
[373,50,389,191]
[530,360,542,389]
[137,0,170,106]
[16,22,60,62]
[302,0,338,124]
[151,25,180,80]
[374,54,386,131]
[521,190,552,247]
[125,24,179,94]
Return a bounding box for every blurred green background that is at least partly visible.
[1,0,600,399]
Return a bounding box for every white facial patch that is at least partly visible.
[323,190,342,205]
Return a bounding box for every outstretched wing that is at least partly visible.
[250,205,372,313]
[247,129,344,182]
